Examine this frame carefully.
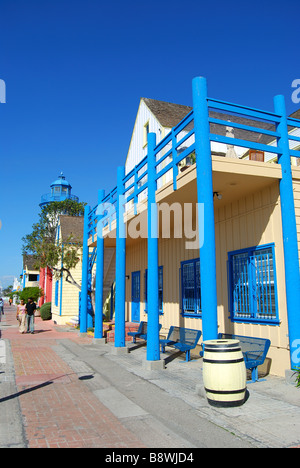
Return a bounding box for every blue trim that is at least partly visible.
[94,189,105,339]
[192,77,218,341]
[59,246,64,316]
[55,280,59,307]
[180,258,201,318]
[147,132,160,362]
[227,243,280,325]
[115,166,126,347]
[275,95,300,369]
[131,270,140,322]
[80,205,91,333]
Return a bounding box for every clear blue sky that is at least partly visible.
[0,0,299,287]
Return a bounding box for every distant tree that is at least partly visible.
[19,287,43,303]
[3,285,13,296]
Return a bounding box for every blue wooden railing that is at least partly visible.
[87,96,300,240]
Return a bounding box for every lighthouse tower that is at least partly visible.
[40,172,79,208]
[38,172,80,307]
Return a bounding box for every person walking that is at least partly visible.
[0,298,3,322]
[25,297,36,334]
[16,299,27,333]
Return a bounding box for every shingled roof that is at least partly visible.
[290,109,300,120]
[142,98,300,143]
[59,215,84,242]
[23,255,39,271]
[142,98,192,128]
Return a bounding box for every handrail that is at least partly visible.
[87,95,300,239]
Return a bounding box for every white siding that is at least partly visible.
[125,100,166,175]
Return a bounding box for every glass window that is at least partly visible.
[28,274,38,282]
[143,121,150,147]
[144,266,163,314]
[180,258,201,317]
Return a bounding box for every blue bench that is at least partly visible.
[218,333,271,383]
[128,321,162,343]
[160,326,202,362]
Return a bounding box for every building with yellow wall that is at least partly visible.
[81,77,300,378]
[51,215,83,326]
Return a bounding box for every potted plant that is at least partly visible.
[295,368,300,388]
[180,152,196,172]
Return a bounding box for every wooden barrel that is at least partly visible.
[203,339,247,407]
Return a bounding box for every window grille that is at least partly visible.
[228,244,279,324]
[144,266,163,314]
[180,258,201,317]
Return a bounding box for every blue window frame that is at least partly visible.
[228,243,279,325]
[144,266,163,314]
[180,258,201,318]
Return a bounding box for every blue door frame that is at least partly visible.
[131,271,140,322]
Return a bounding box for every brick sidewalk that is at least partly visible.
[1,304,145,448]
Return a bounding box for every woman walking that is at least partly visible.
[16,300,27,334]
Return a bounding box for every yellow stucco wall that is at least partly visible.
[124,181,290,377]
[51,253,82,326]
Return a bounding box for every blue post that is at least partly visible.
[115,166,126,348]
[80,204,91,333]
[147,132,160,362]
[274,95,300,370]
[192,77,218,342]
[94,189,105,339]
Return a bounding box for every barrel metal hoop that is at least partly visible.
[204,387,247,395]
[203,358,245,364]
[204,348,241,353]
[204,341,240,349]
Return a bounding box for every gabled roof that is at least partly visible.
[59,215,84,242]
[290,109,300,120]
[142,98,192,128]
[23,255,38,271]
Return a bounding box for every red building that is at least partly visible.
[38,267,52,307]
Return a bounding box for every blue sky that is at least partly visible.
[0,0,299,287]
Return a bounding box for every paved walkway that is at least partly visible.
[1,303,300,448]
[0,304,144,448]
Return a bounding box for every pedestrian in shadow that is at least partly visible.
[25,297,36,334]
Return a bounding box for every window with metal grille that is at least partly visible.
[180,258,201,318]
[144,266,163,314]
[228,244,279,325]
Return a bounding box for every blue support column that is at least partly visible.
[94,189,105,339]
[147,132,160,362]
[192,76,218,342]
[80,204,91,333]
[274,95,300,370]
[115,166,126,348]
